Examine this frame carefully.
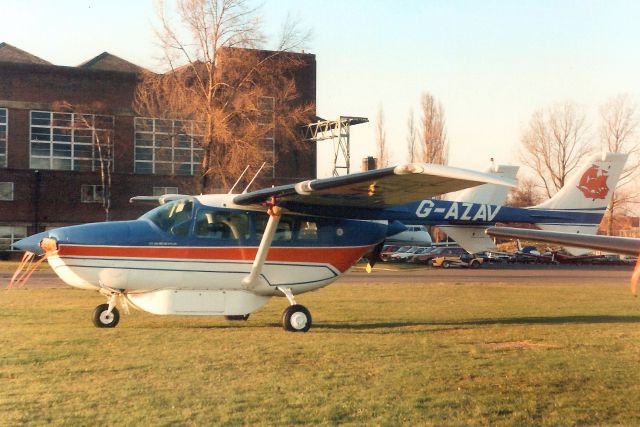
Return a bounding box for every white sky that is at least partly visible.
[1,0,639,178]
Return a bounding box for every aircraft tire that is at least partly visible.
[282,304,312,332]
[225,314,250,321]
[92,304,120,328]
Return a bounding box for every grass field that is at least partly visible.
[3,280,640,426]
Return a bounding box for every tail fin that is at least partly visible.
[447,164,520,205]
[532,152,627,212]
[531,152,628,254]
[441,164,519,254]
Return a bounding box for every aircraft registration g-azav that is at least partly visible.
[10,152,626,332]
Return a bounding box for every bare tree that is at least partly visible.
[419,92,447,165]
[599,94,639,234]
[519,101,591,198]
[135,0,314,192]
[375,105,388,168]
[406,108,419,163]
[53,101,114,221]
[506,177,542,208]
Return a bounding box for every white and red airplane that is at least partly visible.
[11,152,626,332]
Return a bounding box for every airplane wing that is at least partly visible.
[233,163,515,209]
[486,226,640,256]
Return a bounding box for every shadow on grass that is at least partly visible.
[120,315,640,332]
[318,315,640,331]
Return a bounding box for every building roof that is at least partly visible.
[78,52,145,73]
[0,42,51,65]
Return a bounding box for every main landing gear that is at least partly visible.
[278,287,312,332]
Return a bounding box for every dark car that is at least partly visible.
[412,246,468,265]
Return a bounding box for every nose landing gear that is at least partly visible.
[93,291,127,328]
[93,303,120,328]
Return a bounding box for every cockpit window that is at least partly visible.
[142,198,194,236]
[195,210,250,240]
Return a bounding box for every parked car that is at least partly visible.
[432,253,484,269]
[406,246,437,263]
[390,246,429,262]
[379,244,400,260]
[381,245,412,262]
[483,251,510,263]
[412,246,468,265]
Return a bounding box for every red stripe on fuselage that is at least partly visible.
[57,245,375,273]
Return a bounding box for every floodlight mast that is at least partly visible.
[303,116,368,176]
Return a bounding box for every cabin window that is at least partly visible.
[195,210,250,240]
[143,198,194,236]
[298,221,318,241]
[255,215,294,242]
[0,108,7,167]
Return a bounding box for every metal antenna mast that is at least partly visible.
[303,116,368,176]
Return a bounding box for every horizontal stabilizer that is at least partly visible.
[486,226,640,256]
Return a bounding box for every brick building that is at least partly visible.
[0,42,317,252]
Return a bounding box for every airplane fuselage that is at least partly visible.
[33,195,387,313]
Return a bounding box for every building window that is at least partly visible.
[134,117,202,176]
[257,96,275,178]
[0,108,7,167]
[0,226,27,251]
[81,184,105,203]
[153,186,179,196]
[0,182,14,201]
[30,111,114,171]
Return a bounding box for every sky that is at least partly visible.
[1,0,639,178]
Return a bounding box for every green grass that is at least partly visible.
[2,281,640,426]
[0,260,52,272]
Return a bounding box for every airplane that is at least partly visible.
[9,152,626,332]
[433,163,520,253]
[369,152,626,256]
[485,226,640,295]
[384,224,432,246]
[385,163,520,251]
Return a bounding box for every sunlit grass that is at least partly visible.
[2,281,640,425]
[0,259,52,272]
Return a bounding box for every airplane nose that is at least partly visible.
[12,232,50,256]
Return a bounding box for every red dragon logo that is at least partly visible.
[577,164,609,200]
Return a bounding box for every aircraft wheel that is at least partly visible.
[225,314,250,321]
[282,304,312,332]
[93,304,120,328]
[442,261,451,269]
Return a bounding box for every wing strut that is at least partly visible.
[242,198,281,289]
